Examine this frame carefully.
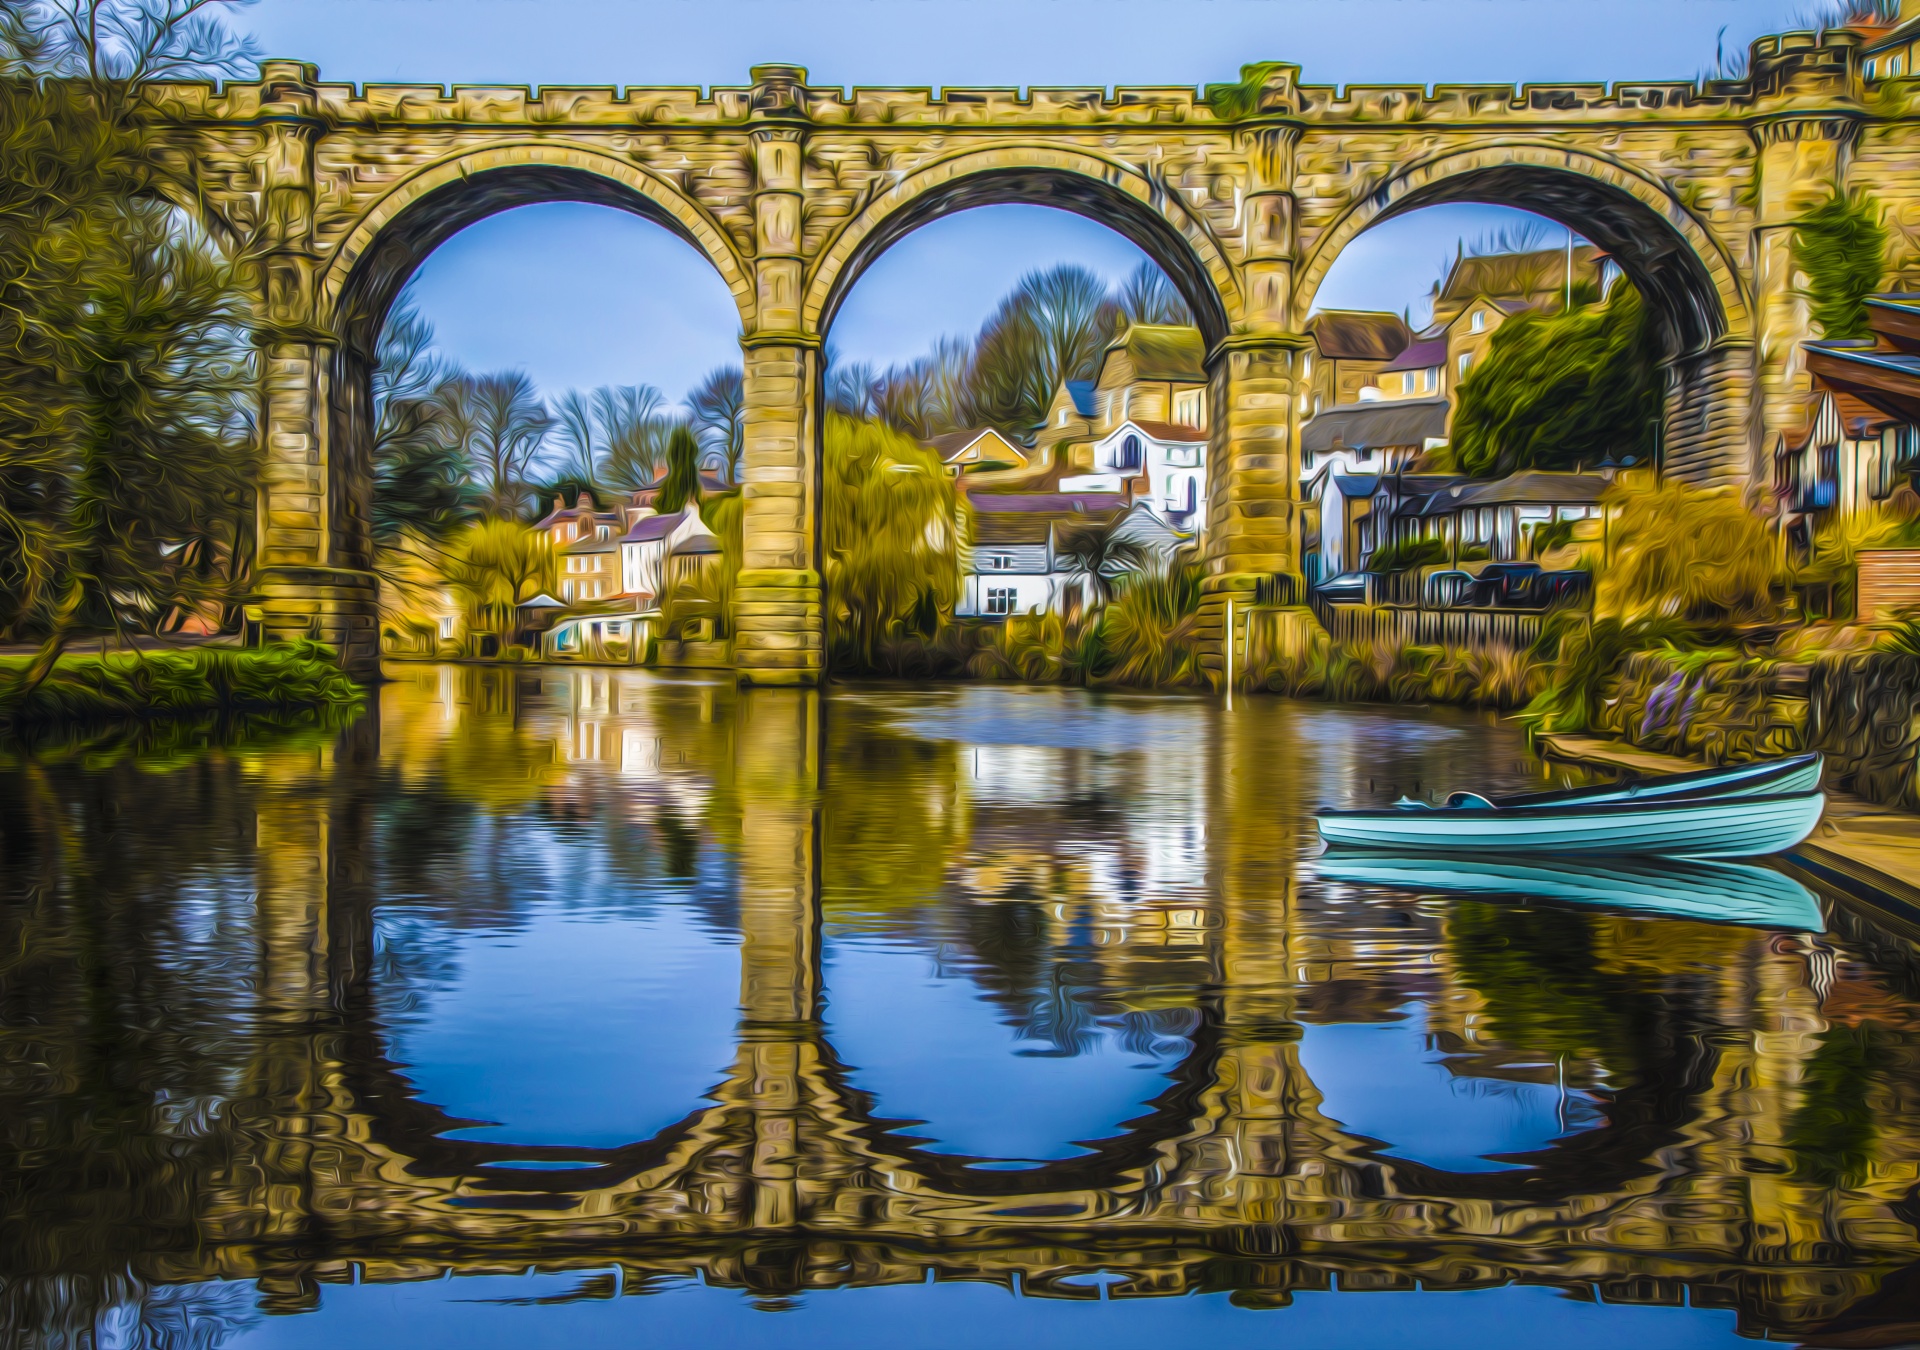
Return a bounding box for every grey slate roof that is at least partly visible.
[1301,398,1450,453]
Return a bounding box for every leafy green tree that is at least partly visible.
[0,1,259,691]
[1446,285,1661,477]
[823,414,963,670]
[655,423,704,513]
[1792,188,1888,340]
[688,365,745,484]
[444,518,554,641]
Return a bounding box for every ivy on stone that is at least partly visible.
[1792,188,1889,340]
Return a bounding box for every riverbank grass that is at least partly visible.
[0,640,364,725]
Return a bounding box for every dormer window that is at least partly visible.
[1059,408,1069,426]
[1471,311,1485,333]
[597,525,610,540]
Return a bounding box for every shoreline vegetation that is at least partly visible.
[0,641,364,729]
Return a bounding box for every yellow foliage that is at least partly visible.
[1594,472,1783,624]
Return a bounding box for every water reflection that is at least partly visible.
[3,666,1920,1347]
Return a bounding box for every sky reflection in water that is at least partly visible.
[0,666,1911,1350]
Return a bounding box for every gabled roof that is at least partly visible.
[1098,418,1207,447]
[1301,398,1450,454]
[673,533,722,555]
[1103,324,1207,383]
[1381,338,1448,373]
[1307,310,1412,363]
[1865,15,1920,54]
[1405,471,1610,515]
[1437,246,1606,308]
[928,427,1028,465]
[621,508,690,543]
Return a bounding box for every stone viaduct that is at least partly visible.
[153,28,1920,680]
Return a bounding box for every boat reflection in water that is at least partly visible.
[4,668,1920,1350]
[1314,852,1826,931]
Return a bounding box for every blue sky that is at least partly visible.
[235,0,1820,406]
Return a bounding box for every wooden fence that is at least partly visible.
[1315,602,1547,651]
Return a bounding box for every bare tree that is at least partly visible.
[442,372,550,519]
[25,0,256,86]
[597,383,673,491]
[688,364,745,484]
[1116,260,1194,327]
[552,388,601,491]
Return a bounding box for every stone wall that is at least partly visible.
[1595,651,1807,764]
[1809,651,1920,810]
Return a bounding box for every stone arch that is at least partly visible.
[801,145,1241,348]
[1293,142,1751,359]
[322,141,755,358]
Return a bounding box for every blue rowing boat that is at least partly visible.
[1314,853,1824,930]
[1315,790,1825,858]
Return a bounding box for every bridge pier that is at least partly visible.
[735,339,825,686]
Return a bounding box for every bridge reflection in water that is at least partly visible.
[4,665,1920,1346]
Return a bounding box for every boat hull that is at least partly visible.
[1315,791,1826,859]
[1313,853,1824,930]
[1504,752,1823,810]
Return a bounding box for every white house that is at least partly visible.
[1058,418,1207,532]
[957,492,1187,618]
[618,507,716,607]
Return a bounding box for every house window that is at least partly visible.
[1894,54,1906,76]
[985,587,1017,615]
[986,552,1013,570]
[1173,387,1207,429]
[1059,408,1069,426]
[1424,368,1439,393]
[1118,434,1142,470]
[1471,311,1485,333]
[1302,353,1313,378]
[438,616,454,639]
[597,525,610,540]
[1868,58,1879,79]
[1458,353,1471,379]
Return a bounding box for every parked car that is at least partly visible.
[1314,572,1378,605]
[1463,563,1591,609]
[1464,563,1545,607]
[1425,570,1475,607]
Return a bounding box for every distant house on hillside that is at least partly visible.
[997,323,1210,532]
[1430,244,1608,327]
[1302,310,1412,417]
[1060,419,1208,531]
[929,427,1030,474]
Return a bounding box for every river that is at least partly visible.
[1,665,1916,1348]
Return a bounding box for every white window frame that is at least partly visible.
[985,586,1017,616]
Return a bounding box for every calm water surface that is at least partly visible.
[3,666,1918,1348]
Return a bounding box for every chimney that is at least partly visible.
[575,491,592,510]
